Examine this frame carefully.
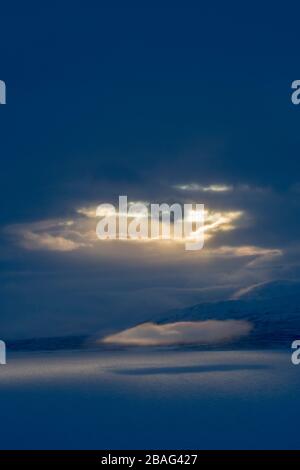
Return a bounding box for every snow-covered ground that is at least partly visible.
[0,349,299,449]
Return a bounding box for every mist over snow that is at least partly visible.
[101,320,252,346]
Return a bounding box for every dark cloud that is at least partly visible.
[1,4,300,338]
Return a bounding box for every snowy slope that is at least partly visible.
[157,280,300,348]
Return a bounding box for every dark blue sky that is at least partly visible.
[1,2,300,339]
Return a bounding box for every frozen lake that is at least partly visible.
[0,349,299,449]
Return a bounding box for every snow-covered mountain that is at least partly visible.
[157,280,300,348]
[8,280,300,351]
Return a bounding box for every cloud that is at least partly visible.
[201,209,243,238]
[4,219,93,252]
[77,200,150,218]
[174,183,233,192]
[76,207,98,218]
[18,232,82,252]
[210,245,282,258]
[4,204,244,252]
[101,320,252,346]
[173,182,270,194]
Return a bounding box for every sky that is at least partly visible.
[1,2,300,339]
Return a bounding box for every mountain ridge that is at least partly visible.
[156,280,300,348]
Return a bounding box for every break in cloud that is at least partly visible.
[4,203,244,252]
[101,319,252,346]
[0,180,293,339]
[173,183,270,194]
[174,183,233,192]
[2,182,283,273]
[4,219,92,252]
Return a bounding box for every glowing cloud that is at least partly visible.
[101,320,252,346]
[4,219,92,252]
[4,205,243,252]
[175,183,233,192]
